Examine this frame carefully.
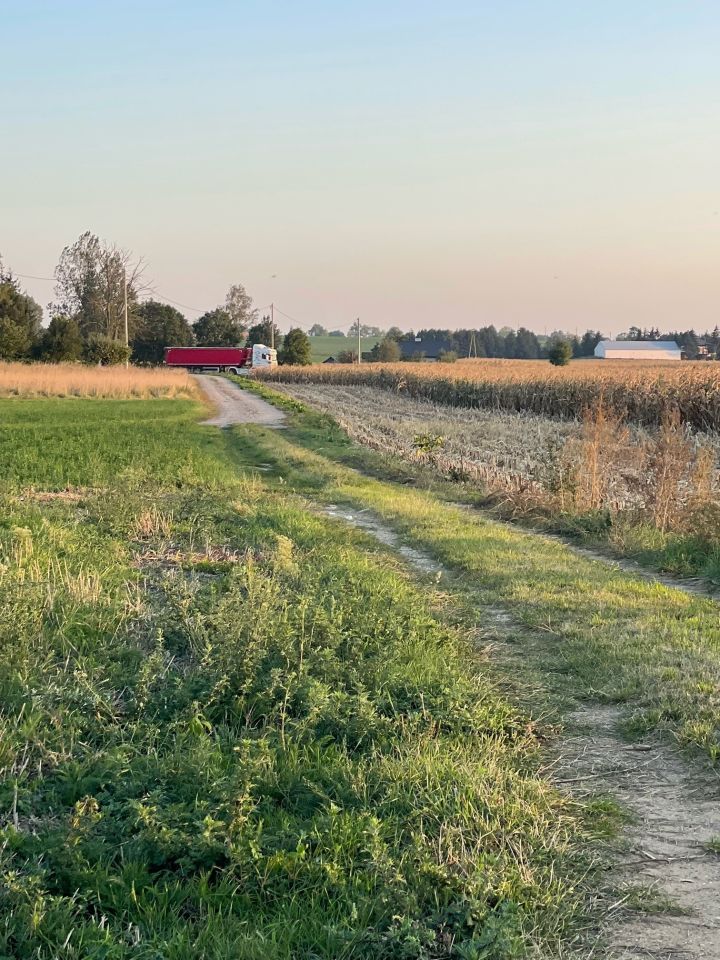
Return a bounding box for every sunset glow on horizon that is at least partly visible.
[3,1,719,336]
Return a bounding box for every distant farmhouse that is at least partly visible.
[594,340,682,361]
[398,336,448,361]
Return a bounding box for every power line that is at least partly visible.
[13,271,308,328]
[148,291,206,314]
[15,272,55,282]
[14,272,206,316]
[272,305,305,326]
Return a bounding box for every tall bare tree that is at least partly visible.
[52,231,148,341]
[224,283,257,339]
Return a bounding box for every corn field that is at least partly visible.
[257,359,720,431]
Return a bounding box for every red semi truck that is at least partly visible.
[164,344,277,373]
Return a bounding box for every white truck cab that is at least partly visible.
[252,344,278,368]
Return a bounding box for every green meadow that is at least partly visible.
[0,395,602,958]
[307,334,381,363]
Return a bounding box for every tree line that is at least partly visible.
[338,323,720,364]
[327,326,602,364]
[397,326,604,360]
[2,231,718,366]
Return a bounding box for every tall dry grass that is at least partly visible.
[0,362,198,399]
[258,358,720,431]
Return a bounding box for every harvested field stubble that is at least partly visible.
[0,361,197,398]
[273,383,579,496]
[258,359,720,431]
[269,381,720,541]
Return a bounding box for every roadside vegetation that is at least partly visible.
[0,392,606,958]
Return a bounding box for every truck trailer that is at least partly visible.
[164,344,277,373]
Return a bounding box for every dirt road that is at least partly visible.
[196,375,286,428]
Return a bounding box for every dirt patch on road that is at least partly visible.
[196,375,286,428]
[560,705,720,959]
[323,503,444,576]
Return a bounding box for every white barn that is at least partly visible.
[594,340,682,361]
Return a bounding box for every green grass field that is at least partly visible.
[0,394,604,958]
[7,380,720,956]
[307,334,380,363]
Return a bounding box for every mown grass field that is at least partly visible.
[0,392,603,957]
[259,358,720,431]
[307,334,380,363]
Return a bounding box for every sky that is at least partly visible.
[2,0,719,336]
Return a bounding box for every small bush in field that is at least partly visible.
[413,432,445,455]
[84,333,132,365]
[548,340,573,366]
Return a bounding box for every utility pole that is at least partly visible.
[270,302,275,350]
[357,318,361,364]
[123,275,129,368]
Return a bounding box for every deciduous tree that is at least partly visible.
[279,327,311,365]
[52,231,146,341]
[38,315,84,361]
[84,334,131,365]
[548,339,573,366]
[193,308,244,346]
[376,337,401,361]
[224,283,256,339]
[246,317,282,349]
[133,301,193,363]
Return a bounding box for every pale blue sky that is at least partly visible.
[2,1,719,334]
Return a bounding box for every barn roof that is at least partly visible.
[399,337,452,358]
[600,340,680,351]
